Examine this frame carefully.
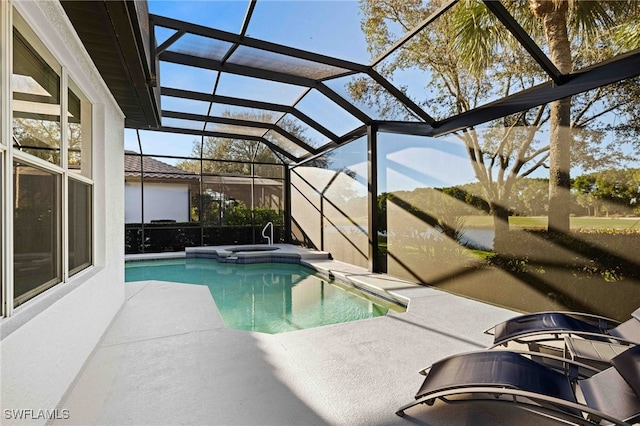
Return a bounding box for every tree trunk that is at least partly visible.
[548,96,572,233]
[531,0,573,235]
[492,201,511,253]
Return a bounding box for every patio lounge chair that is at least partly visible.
[396,346,640,425]
[487,308,640,348]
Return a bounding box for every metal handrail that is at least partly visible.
[262,221,273,245]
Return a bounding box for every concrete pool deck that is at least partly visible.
[54,246,566,425]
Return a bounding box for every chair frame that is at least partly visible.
[484,311,636,348]
[397,349,637,426]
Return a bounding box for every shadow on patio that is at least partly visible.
[54,277,568,425]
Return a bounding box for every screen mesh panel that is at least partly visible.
[227,45,352,80]
[263,129,310,158]
[167,33,234,62]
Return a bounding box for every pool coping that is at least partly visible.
[125,244,415,310]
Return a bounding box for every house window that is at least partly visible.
[6,9,94,310]
[13,161,61,306]
[68,178,92,276]
[12,28,61,166]
[68,78,92,178]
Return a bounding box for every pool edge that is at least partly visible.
[125,245,409,311]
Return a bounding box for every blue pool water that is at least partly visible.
[125,258,397,334]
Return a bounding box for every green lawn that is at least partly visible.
[462,215,640,230]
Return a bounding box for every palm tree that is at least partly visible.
[358,0,639,243]
[529,0,572,234]
[443,0,637,235]
[525,0,635,233]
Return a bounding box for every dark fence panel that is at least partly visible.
[203,226,254,246]
[125,224,287,254]
[125,223,201,253]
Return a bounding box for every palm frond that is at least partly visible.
[448,0,510,76]
[568,0,637,44]
[612,19,640,52]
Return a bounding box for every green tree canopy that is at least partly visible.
[356,0,640,248]
[175,110,330,174]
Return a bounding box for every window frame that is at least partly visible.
[2,6,95,316]
[1,0,12,317]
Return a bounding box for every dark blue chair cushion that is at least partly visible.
[494,312,604,345]
[416,351,578,414]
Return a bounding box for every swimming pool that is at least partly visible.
[125,258,401,334]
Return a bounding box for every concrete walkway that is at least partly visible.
[54,255,567,425]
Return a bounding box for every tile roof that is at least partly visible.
[124,151,198,180]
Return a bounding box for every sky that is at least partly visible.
[149,0,371,62]
[126,0,444,174]
[126,0,638,192]
[126,1,376,160]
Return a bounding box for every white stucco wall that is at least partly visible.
[124,181,142,223]
[0,2,125,425]
[125,182,190,223]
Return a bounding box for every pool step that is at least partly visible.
[185,245,329,265]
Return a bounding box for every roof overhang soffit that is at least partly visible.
[62,0,161,128]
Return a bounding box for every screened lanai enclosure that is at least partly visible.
[105,0,640,321]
